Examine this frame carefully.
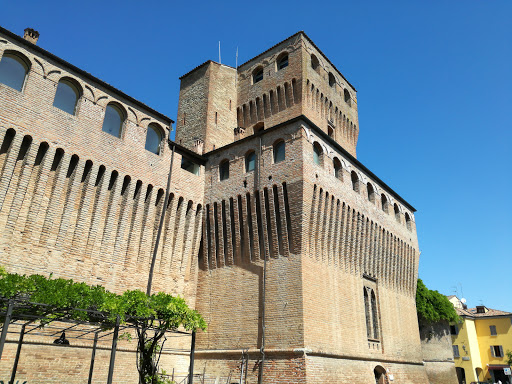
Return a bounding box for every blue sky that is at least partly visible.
[2,1,511,310]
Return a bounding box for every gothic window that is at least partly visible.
[277,53,288,70]
[364,287,380,340]
[145,123,163,154]
[273,140,285,163]
[102,103,125,138]
[245,151,256,172]
[53,78,82,115]
[364,289,372,338]
[0,51,30,91]
[219,159,229,181]
[371,290,379,339]
[252,67,263,84]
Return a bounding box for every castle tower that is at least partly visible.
[176,32,360,158]
[176,32,432,383]
[175,61,237,153]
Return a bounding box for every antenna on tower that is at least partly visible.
[219,41,221,64]
[235,46,238,88]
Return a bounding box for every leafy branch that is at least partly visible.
[0,266,206,383]
[416,278,459,323]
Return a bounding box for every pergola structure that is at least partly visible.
[0,298,196,384]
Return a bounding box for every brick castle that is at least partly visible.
[0,26,454,383]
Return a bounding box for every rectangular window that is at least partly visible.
[491,345,504,358]
[181,157,200,176]
[452,345,460,358]
[490,325,497,336]
[450,325,458,335]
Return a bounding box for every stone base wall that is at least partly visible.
[423,361,458,384]
[193,353,432,384]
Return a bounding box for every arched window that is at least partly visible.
[277,53,288,70]
[53,78,81,115]
[405,212,412,230]
[273,140,285,163]
[364,289,371,339]
[371,291,379,339]
[219,159,229,181]
[381,194,388,213]
[328,72,336,88]
[313,142,323,166]
[0,51,30,91]
[311,54,319,72]
[367,183,375,203]
[101,103,125,138]
[252,67,263,84]
[344,89,351,106]
[333,157,342,180]
[145,123,163,154]
[351,171,359,193]
[394,203,400,223]
[253,122,264,133]
[245,151,256,172]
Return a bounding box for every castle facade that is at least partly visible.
[0,26,439,383]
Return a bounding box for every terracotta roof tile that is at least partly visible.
[456,307,512,318]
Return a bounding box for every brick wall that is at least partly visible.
[0,30,205,382]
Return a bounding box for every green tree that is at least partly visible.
[416,278,458,323]
[0,267,206,383]
[506,350,512,366]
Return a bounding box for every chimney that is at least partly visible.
[234,127,246,141]
[193,139,204,155]
[23,28,40,45]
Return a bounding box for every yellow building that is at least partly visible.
[448,296,512,384]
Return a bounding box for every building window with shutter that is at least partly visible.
[450,325,458,335]
[489,325,497,336]
[491,345,504,358]
[453,345,460,358]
